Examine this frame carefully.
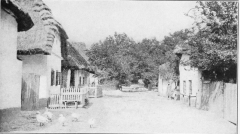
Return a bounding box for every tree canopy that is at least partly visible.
[186,1,238,82]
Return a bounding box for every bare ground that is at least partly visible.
[9,90,236,133]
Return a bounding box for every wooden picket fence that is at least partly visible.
[48,87,88,109]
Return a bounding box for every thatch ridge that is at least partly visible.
[17,0,68,55]
[1,0,34,31]
[62,41,88,70]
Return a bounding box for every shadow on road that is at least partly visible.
[83,102,93,109]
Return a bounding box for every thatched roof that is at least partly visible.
[62,41,88,70]
[70,42,89,64]
[16,0,68,55]
[173,40,191,55]
[1,0,34,31]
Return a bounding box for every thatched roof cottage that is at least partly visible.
[61,41,90,88]
[0,0,34,109]
[16,0,68,109]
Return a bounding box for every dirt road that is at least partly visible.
[28,90,236,133]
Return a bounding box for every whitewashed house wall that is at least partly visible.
[179,54,202,100]
[19,32,62,100]
[48,33,62,95]
[0,9,22,109]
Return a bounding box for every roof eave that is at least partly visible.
[2,0,34,32]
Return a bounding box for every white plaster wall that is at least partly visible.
[179,54,201,96]
[0,9,22,109]
[48,34,62,94]
[66,69,71,88]
[19,54,48,99]
[158,76,163,96]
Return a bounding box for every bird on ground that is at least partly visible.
[58,114,66,126]
[43,107,53,122]
[88,118,95,128]
[36,111,49,126]
[71,112,80,122]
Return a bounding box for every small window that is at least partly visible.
[183,80,186,94]
[83,77,85,85]
[189,80,192,95]
[70,70,75,87]
[55,71,62,86]
[56,70,59,86]
[79,77,81,86]
[51,69,55,86]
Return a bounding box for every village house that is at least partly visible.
[0,0,34,109]
[16,0,68,109]
[174,41,202,107]
[61,41,89,88]
[71,42,100,87]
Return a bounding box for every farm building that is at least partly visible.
[16,0,68,110]
[0,0,34,109]
[174,41,202,106]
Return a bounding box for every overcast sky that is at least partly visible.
[43,0,197,48]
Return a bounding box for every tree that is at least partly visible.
[159,29,192,82]
[186,1,238,82]
[86,33,137,84]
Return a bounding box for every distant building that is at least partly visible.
[61,41,89,88]
[0,0,34,109]
[174,41,202,106]
[61,41,99,89]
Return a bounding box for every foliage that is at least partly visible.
[159,29,191,82]
[186,1,238,82]
[86,33,166,85]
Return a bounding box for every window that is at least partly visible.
[189,80,192,95]
[70,70,75,87]
[183,80,186,94]
[56,70,59,86]
[79,77,81,86]
[51,69,55,86]
[83,77,85,85]
[55,71,62,86]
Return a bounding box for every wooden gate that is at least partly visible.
[21,73,40,111]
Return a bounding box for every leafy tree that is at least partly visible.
[186,1,238,82]
[159,29,192,82]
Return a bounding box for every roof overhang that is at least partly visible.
[1,0,34,32]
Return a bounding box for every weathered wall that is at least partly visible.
[19,54,48,99]
[224,83,237,124]
[0,9,22,109]
[198,81,237,124]
[47,34,62,95]
[179,54,201,97]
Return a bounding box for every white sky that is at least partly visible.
[43,0,197,48]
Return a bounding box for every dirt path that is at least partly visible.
[27,90,236,133]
